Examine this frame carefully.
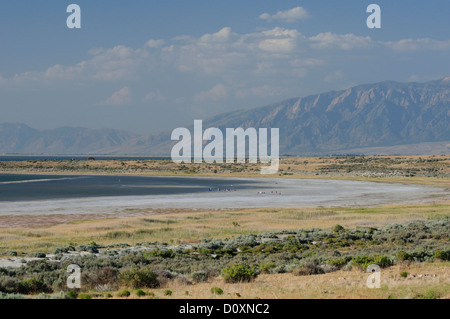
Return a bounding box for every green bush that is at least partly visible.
[82,266,118,289]
[78,293,92,300]
[0,276,20,294]
[434,250,450,261]
[148,249,175,258]
[136,289,146,297]
[117,290,130,298]
[0,292,28,299]
[18,278,52,295]
[396,251,412,261]
[211,287,223,295]
[373,255,394,268]
[332,225,345,233]
[326,258,347,268]
[351,255,393,269]
[400,272,408,278]
[119,267,159,289]
[191,271,208,283]
[259,262,276,274]
[416,289,441,299]
[67,290,78,299]
[164,290,172,296]
[27,252,46,258]
[293,264,325,276]
[222,264,257,283]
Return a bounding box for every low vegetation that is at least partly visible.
[0,219,448,299]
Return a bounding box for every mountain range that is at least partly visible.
[1,78,449,156]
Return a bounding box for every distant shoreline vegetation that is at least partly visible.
[0,156,170,162]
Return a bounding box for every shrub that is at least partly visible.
[148,249,175,258]
[326,258,346,268]
[0,292,28,299]
[27,252,46,258]
[400,272,408,278]
[67,290,78,299]
[373,255,394,268]
[191,271,208,283]
[417,289,441,299]
[78,293,92,300]
[259,262,276,274]
[164,290,173,296]
[211,287,223,295]
[351,255,393,269]
[332,225,345,233]
[136,289,146,297]
[119,267,159,289]
[396,251,412,261]
[18,278,52,295]
[117,290,130,298]
[0,276,20,294]
[82,266,118,289]
[434,250,450,261]
[293,264,325,276]
[222,264,257,283]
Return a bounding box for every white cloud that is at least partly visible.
[101,87,131,106]
[258,38,296,53]
[8,45,146,84]
[142,90,165,102]
[194,84,228,102]
[145,39,165,48]
[200,27,233,43]
[383,38,450,51]
[309,33,373,50]
[2,23,449,109]
[259,7,309,23]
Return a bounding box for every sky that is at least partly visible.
[0,0,449,134]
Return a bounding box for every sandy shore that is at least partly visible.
[0,177,447,216]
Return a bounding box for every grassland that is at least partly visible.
[0,203,449,254]
[0,202,449,299]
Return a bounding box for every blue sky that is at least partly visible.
[1,1,449,134]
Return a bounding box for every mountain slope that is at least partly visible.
[0,124,138,154]
[105,78,450,155]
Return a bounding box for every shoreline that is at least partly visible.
[1,168,449,189]
[0,174,448,217]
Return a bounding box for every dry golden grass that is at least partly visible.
[0,201,448,254]
[105,262,450,299]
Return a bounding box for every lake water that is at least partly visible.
[0,174,446,216]
[0,174,256,202]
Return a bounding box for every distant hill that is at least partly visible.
[1,78,449,155]
[0,123,138,155]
